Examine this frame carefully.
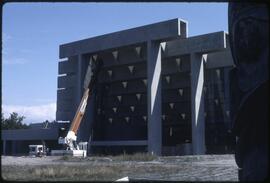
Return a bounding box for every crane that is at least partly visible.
[54,57,103,156]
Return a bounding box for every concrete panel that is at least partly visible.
[77,93,96,142]
[57,88,74,101]
[56,111,73,121]
[171,102,191,113]
[162,55,190,74]
[162,89,191,103]
[3,140,6,155]
[99,116,147,126]
[58,60,76,74]
[57,100,74,111]
[90,140,148,146]
[102,94,147,107]
[102,104,147,117]
[164,31,227,57]
[205,48,234,69]
[162,73,191,90]
[100,122,147,140]
[162,102,191,116]
[57,74,76,88]
[60,18,187,58]
[116,45,147,63]
[147,41,162,155]
[190,53,206,155]
[72,55,84,109]
[99,45,147,68]
[99,63,147,83]
[105,80,147,95]
[2,128,59,140]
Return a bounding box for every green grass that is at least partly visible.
[2,163,180,181]
[59,155,71,161]
[2,153,157,181]
[2,164,124,181]
[59,153,158,162]
[112,152,157,161]
[1,155,238,181]
[57,152,157,162]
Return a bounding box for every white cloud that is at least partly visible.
[3,33,13,42]
[2,33,12,56]
[2,103,56,124]
[2,57,29,65]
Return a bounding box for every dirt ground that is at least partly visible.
[1,154,239,181]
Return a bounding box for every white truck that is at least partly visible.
[29,144,47,157]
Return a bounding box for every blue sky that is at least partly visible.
[2,2,228,124]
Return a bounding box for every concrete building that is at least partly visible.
[1,18,235,156]
[56,18,235,156]
[1,122,69,155]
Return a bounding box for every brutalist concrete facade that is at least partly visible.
[56,18,235,156]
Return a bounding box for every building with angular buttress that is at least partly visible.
[56,18,236,156]
[2,18,236,156]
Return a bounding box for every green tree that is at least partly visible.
[1,112,29,130]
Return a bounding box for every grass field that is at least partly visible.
[1,153,238,181]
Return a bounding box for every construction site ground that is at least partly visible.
[1,154,238,181]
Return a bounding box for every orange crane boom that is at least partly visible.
[69,88,90,135]
[58,57,103,150]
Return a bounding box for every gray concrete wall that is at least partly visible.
[147,41,163,155]
[56,18,235,155]
[60,18,187,58]
[1,128,59,141]
[56,56,79,121]
[190,54,206,155]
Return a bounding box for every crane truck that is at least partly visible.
[51,57,103,157]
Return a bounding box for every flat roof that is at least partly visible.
[2,128,59,141]
[164,31,227,57]
[59,18,187,58]
[1,123,69,141]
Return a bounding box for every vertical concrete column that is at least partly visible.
[76,54,83,106]
[224,68,231,125]
[190,53,207,155]
[147,41,162,156]
[75,54,84,142]
[78,57,96,147]
[3,140,6,155]
[12,140,16,155]
[76,55,84,141]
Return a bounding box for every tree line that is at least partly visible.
[1,112,29,130]
[1,112,56,130]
